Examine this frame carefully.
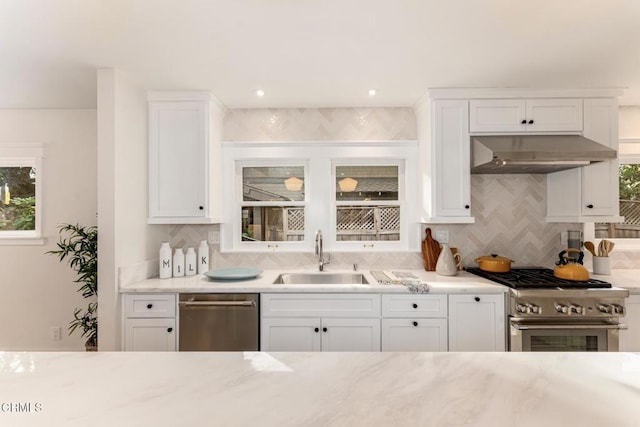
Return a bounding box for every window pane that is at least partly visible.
[243,166,304,202]
[242,206,304,241]
[0,166,36,231]
[336,166,398,201]
[336,206,399,241]
[597,164,640,238]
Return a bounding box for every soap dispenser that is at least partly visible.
[435,244,458,276]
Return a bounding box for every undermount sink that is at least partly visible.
[272,272,369,285]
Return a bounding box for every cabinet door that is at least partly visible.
[320,318,381,352]
[432,99,472,218]
[381,318,447,351]
[581,98,619,216]
[124,318,176,351]
[448,294,505,351]
[619,295,640,352]
[149,101,207,219]
[526,98,583,132]
[260,317,321,351]
[469,99,526,133]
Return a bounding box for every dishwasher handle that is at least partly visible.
[179,300,256,308]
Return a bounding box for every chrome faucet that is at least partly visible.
[315,229,330,271]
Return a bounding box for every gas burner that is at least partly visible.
[465,267,612,289]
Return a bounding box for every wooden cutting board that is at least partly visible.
[421,227,441,271]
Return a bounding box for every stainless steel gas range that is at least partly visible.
[467,268,629,352]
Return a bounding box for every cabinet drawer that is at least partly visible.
[124,294,176,318]
[261,293,381,317]
[382,294,447,318]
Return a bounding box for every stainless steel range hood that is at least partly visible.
[471,135,617,174]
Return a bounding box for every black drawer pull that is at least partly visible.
[520,119,526,124]
[167,327,173,333]
[464,204,470,209]
[413,321,418,327]
[528,119,534,124]
[412,303,418,309]
[586,204,594,209]
[146,304,153,309]
[474,296,481,302]
[314,327,319,333]
[322,327,328,332]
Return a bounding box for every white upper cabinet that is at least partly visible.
[547,97,621,222]
[470,98,583,133]
[417,98,474,224]
[148,91,224,224]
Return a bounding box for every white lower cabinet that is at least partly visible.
[260,293,381,351]
[448,294,505,351]
[620,295,640,351]
[122,293,177,351]
[381,294,448,351]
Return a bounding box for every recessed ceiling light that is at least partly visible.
[254,89,265,97]
[368,89,377,96]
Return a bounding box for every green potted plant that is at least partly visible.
[47,223,98,351]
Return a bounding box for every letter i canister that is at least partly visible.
[159,242,172,279]
[198,240,209,274]
[173,248,185,277]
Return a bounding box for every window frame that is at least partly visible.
[584,138,640,250]
[221,141,419,253]
[0,144,44,245]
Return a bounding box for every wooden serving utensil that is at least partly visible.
[583,241,597,257]
[603,239,615,256]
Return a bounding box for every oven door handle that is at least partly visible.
[511,323,627,331]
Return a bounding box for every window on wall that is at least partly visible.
[240,165,306,243]
[334,165,400,242]
[0,144,43,244]
[596,162,640,239]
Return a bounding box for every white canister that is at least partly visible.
[593,256,611,275]
[435,244,458,276]
[198,240,209,274]
[159,242,172,279]
[185,247,197,276]
[173,248,185,277]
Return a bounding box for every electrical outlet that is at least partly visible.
[50,326,61,341]
[208,230,220,244]
[434,230,449,244]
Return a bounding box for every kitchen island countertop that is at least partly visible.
[2,351,640,427]
[120,269,507,294]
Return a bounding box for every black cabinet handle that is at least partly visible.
[322,327,328,332]
[198,206,204,210]
[474,296,481,302]
[314,327,319,333]
[412,303,418,309]
[464,204,470,209]
[146,304,153,309]
[413,321,418,327]
[520,119,527,124]
[586,204,594,209]
[528,119,534,124]
[167,327,173,333]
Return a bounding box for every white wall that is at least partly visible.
[0,109,97,350]
[619,106,640,139]
[97,69,168,351]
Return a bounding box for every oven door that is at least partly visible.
[509,319,625,352]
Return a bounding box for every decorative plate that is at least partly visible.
[204,267,263,281]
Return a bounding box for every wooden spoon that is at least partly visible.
[584,241,597,257]
[603,239,615,255]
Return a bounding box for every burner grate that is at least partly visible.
[465,267,612,289]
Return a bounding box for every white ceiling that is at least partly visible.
[2,0,640,109]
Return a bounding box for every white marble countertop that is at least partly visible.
[2,351,640,427]
[120,269,507,294]
[593,269,640,294]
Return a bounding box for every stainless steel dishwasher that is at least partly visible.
[179,293,259,351]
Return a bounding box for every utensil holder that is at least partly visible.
[593,256,611,275]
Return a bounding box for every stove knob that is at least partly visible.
[597,304,613,314]
[555,303,569,314]
[612,304,625,315]
[516,304,528,314]
[526,303,542,314]
[570,304,585,315]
